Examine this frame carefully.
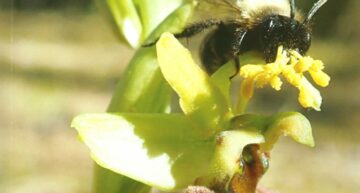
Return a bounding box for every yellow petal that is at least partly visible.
[310,60,325,71]
[241,78,255,99]
[309,70,331,87]
[298,78,322,111]
[239,45,329,111]
[294,56,313,73]
[308,60,330,87]
[275,48,290,65]
[156,32,231,132]
[289,50,303,59]
[264,62,282,74]
[270,76,283,91]
[282,66,302,87]
[254,72,271,88]
[239,64,264,78]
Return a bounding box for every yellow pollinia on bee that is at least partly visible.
[239,46,330,111]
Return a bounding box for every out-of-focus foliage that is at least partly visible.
[0,0,93,10]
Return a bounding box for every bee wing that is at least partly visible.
[194,0,243,20]
[237,0,291,18]
[194,0,291,21]
[199,0,242,12]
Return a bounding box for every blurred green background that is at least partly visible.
[1,0,359,193]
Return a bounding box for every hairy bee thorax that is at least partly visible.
[240,5,304,29]
[258,15,311,63]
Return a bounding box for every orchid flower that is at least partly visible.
[72,33,323,192]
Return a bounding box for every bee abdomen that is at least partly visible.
[200,24,237,74]
[200,34,228,74]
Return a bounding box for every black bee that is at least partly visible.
[148,0,327,76]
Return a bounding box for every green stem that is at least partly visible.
[94,165,151,193]
[93,2,196,193]
[93,47,165,193]
[235,80,253,114]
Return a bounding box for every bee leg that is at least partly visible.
[230,30,247,79]
[230,57,240,79]
[142,19,222,47]
[174,19,222,39]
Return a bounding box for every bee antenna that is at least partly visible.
[290,0,296,19]
[304,0,327,24]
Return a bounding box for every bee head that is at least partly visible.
[260,15,311,63]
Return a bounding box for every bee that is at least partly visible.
[162,0,327,76]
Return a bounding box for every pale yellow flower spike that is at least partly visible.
[239,46,330,111]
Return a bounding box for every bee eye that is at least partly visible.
[263,17,279,33]
[267,20,275,30]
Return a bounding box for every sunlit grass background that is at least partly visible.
[1,0,359,193]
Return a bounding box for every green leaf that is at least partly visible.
[101,0,194,48]
[108,47,172,113]
[134,0,190,41]
[209,51,263,97]
[263,112,315,150]
[230,112,315,151]
[210,61,236,106]
[93,170,151,193]
[156,33,232,134]
[108,2,196,113]
[106,0,143,47]
[143,1,196,45]
[72,113,215,191]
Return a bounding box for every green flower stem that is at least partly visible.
[94,166,151,193]
[233,52,264,114]
[93,2,196,193]
[107,47,172,113]
[93,47,164,193]
[235,84,250,114]
[106,0,142,47]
